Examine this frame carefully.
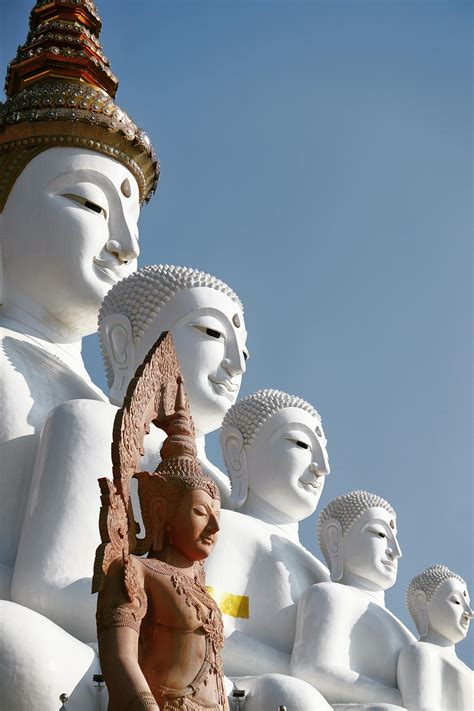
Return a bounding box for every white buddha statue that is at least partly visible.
[0,0,158,600]
[98,263,248,501]
[398,564,474,710]
[3,263,246,710]
[0,1,158,706]
[205,388,332,710]
[6,265,246,705]
[291,490,415,710]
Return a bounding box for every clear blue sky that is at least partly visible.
[2,1,472,665]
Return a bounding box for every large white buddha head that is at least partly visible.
[0,0,159,339]
[220,389,330,521]
[99,264,248,435]
[407,565,473,644]
[317,490,401,591]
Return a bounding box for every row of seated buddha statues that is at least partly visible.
[0,1,472,710]
[1,253,472,710]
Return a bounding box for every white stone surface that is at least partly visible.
[0,601,101,710]
[291,495,415,708]
[0,147,140,599]
[100,269,248,503]
[0,146,140,710]
[398,570,474,710]
[205,398,331,709]
[11,270,246,646]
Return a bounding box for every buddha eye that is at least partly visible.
[206,328,221,339]
[62,193,107,218]
[369,529,386,538]
[192,325,224,340]
[296,440,310,450]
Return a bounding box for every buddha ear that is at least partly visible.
[101,313,135,406]
[220,427,247,510]
[323,518,344,582]
[414,590,429,637]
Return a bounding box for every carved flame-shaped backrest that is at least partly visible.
[92,331,187,594]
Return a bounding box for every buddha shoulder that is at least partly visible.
[0,327,103,402]
[400,640,472,672]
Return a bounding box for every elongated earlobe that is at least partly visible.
[324,519,344,582]
[220,428,247,510]
[102,314,135,406]
[415,590,429,637]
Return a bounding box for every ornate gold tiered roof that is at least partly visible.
[0,0,159,208]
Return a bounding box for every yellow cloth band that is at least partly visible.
[206,586,249,619]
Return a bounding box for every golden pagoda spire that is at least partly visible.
[0,0,159,209]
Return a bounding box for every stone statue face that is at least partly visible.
[169,488,221,561]
[244,406,329,521]
[342,507,401,590]
[1,147,140,335]
[427,578,473,644]
[135,288,248,434]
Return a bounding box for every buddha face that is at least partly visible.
[1,147,140,335]
[135,287,248,434]
[169,488,220,562]
[427,578,473,644]
[244,407,330,522]
[342,507,401,590]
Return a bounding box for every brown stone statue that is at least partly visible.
[92,332,228,711]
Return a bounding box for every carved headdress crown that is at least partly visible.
[0,0,159,209]
[154,376,220,500]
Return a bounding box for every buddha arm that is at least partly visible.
[291,584,404,706]
[222,622,291,676]
[397,643,441,710]
[11,400,116,643]
[97,559,159,711]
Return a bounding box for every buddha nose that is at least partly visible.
[309,461,329,478]
[105,238,139,265]
[466,604,474,619]
[206,513,220,535]
[221,345,246,377]
[387,535,402,560]
[309,441,330,477]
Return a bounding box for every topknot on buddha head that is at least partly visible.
[222,388,320,450]
[317,490,397,585]
[406,564,467,635]
[98,264,246,413]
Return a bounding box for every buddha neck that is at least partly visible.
[341,571,386,605]
[238,490,300,541]
[0,288,88,373]
[148,544,197,580]
[421,630,456,652]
